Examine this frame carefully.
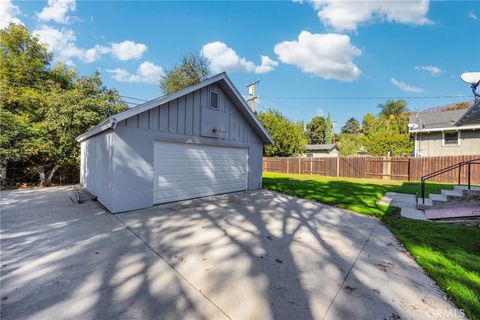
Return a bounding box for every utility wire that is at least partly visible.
[1,79,149,106]
[262,95,469,100]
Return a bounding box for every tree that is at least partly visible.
[361,113,377,136]
[325,113,334,144]
[341,117,361,134]
[160,52,210,94]
[378,100,408,118]
[305,116,326,144]
[258,109,306,157]
[336,133,367,156]
[365,133,413,156]
[378,100,410,134]
[0,24,127,186]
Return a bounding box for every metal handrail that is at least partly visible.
[420,158,480,204]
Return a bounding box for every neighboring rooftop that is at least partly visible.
[409,99,480,132]
[306,144,337,151]
[409,109,467,129]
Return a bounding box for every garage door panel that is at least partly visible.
[155,167,246,179]
[158,159,247,168]
[155,182,246,199]
[155,171,246,184]
[154,142,248,204]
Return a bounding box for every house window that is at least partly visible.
[443,131,459,145]
[210,91,219,110]
[306,153,313,157]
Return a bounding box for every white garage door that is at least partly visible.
[153,141,248,204]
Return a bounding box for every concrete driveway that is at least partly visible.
[0,187,461,320]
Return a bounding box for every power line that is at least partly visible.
[262,95,469,101]
[1,79,148,106]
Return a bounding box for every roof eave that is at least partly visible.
[409,123,480,133]
[76,118,116,142]
[76,72,274,145]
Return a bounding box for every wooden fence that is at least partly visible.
[263,155,480,184]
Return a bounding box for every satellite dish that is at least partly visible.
[460,72,480,85]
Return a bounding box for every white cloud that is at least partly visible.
[110,41,147,61]
[255,55,278,74]
[0,0,22,29]
[390,78,424,93]
[33,25,84,64]
[274,31,361,81]
[33,26,147,64]
[414,65,443,76]
[38,0,76,24]
[468,10,477,20]
[201,41,277,74]
[107,61,164,84]
[298,0,431,31]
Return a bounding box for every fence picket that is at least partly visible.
[263,155,480,184]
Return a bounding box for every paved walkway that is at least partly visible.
[379,192,427,220]
[1,187,462,319]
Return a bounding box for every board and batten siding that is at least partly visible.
[80,131,113,210]
[118,84,261,144]
[105,84,264,213]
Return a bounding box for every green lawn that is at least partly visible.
[263,172,453,217]
[263,172,480,320]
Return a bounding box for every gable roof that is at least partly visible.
[305,144,337,151]
[408,107,480,133]
[456,99,480,126]
[76,72,274,144]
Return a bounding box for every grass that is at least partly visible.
[262,172,453,218]
[263,172,480,320]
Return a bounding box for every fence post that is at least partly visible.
[286,158,289,174]
[383,156,391,180]
[336,157,340,177]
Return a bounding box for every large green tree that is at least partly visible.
[160,52,210,94]
[361,113,378,136]
[305,116,326,144]
[378,100,410,134]
[325,113,334,144]
[0,23,126,185]
[336,133,367,156]
[341,117,361,134]
[366,133,413,156]
[258,109,306,157]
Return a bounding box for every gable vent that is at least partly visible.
[210,91,219,110]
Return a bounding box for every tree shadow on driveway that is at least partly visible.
[117,190,460,319]
[1,187,461,320]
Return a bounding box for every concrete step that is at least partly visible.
[441,189,464,199]
[430,194,447,202]
[417,197,432,209]
[454,185,480,193]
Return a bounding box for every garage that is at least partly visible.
[153,142,248,203]
[76,72,273,213]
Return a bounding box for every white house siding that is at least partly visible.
[414,129,480,157]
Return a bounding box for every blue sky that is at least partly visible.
[2,0,479,130]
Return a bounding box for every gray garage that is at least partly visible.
[76,72,273,213]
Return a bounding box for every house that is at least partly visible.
[408,100,480,157]
[302,144,339,157]
[76,72,273,213]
